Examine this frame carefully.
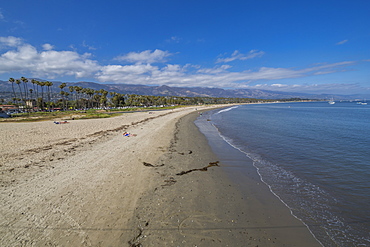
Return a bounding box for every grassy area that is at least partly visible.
[0,105,182,122]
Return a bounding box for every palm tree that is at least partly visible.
[15,79,24,103]
[48,81,53,103]
[100,89,108,108]
[9,78,17,103]
[86,88,95,109]
[69,86,75,110]
[64,92,70,109]
[21,77,29,101]
[75,86,83,109]
[29,89,34,109]
[40,81,47,110]
[35,81,43,110]
[31,79,38,100]
[59,83,67,110]
[45,81,53,110]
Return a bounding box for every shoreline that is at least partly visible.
[195,108,322,246]
[127,109,321,246]
[0,105,321,246]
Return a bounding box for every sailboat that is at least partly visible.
[328,97,335,104]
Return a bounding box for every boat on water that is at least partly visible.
[328,98,335,104]
[356,100,368,105]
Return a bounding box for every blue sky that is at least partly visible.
[0,0,369,95]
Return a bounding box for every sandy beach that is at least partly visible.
[0,105,321,246]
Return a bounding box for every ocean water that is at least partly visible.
[198,101,370,247]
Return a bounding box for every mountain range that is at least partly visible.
[0,79,367,100]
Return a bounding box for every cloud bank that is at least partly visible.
[0,36,366,94]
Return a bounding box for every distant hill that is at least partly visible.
[0,79,367,100]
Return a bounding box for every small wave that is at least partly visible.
[208,102,370,246]
[210,123,368,247]
[215,105,239,115]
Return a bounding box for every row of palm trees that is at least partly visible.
[7,77,270,111]
[9,77,55,111]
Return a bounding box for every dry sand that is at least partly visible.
[0,105,321,246]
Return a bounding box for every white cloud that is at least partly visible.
[82,40,96,50]
[0,36,366,95]
[115,49,173,64]
[42,43,54,51]
[197,65,232,74]
[166,36,182,43]
[35,51,100,78]
[95,63,317,88]
[301,61,354,74]
[0,9,4,20]
[0,38,101,78]
[96,64,159,83]
[216,50,265,63]
[0,36,23,48]
[336,39,348,45]
[245,82,369,94]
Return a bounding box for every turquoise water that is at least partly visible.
[203,101,370,247]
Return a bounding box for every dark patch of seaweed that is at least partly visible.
[176,161,219,176]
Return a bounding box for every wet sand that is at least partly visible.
[128,111,322,246]
[0,105,321,246]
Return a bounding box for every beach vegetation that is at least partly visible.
[1,76,312,122]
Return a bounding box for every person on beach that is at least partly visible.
[123,132,137,137]
[54,121,69,124]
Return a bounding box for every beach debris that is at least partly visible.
[128,227,144,247]
[143,162,164,167]
[162,177,177,186]
[176,161,219,176]
[178,150,193,155]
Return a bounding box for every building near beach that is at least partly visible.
[0,105,18,111]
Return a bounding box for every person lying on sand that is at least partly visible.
[54,121,69,124]
[123,132,137,137]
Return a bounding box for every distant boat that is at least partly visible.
[357,99,367,105]
[328,98,335,104]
